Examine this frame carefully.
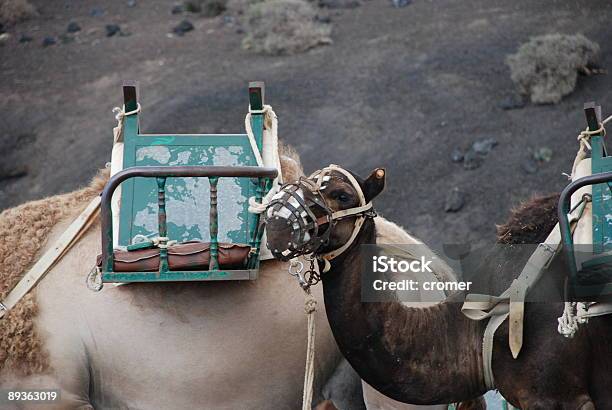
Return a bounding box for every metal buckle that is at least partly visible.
[365,209,378,218]
[538,243,557,254]
[0,301,7,311]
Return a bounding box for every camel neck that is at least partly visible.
[321,219,487,404]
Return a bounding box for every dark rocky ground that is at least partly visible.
[2,0,612,248]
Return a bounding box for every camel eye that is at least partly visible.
[337,193,350,203]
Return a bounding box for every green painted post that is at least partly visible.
[157,176,169,274]
[248,82,265,152]
[122,81,139,143]
[209,177,220,270]
[104,220,115,273]
[247,178,267,268]
[586,103,607,254]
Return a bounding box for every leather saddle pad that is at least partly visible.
[97,241,251,272]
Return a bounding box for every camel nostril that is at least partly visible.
[264,215,295,257]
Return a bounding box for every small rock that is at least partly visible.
[19,34,33,43]
[450,147,464,163]
[105,24,121,37]
[127,0,137,7]
[90,7,105,17]
[319,0,360,8]
[533,147,553,163]
[463,149,483,170]
[498,94,526,110]
[183,0,202,12]
[521,158,539,174]
[391,0,411,7]
[316,15,332,24]
[67,21,81,33]
[0,33,10,45]
[202,0,226,17]
[42,36,56,47]
[173,20,194,36]
[444,188,466,213]
[472,138,497,155]
[171,4,184,14]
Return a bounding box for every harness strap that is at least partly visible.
[579,302,612,318]
[462,198,587,389]
[482,311,508,390]
[0,196,101,319]
[331,202,373,220]
[317,165,372,271]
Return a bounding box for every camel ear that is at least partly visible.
[363,168,386,203]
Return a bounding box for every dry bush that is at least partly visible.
[241,0,331,55]
[0,0,36,26]
[506,33,600,104]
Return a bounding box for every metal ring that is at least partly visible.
[288,260,304,276]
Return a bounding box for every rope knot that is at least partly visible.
[304,294,317,314]
[113,103,141,121]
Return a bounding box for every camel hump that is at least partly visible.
[496,193,559,244]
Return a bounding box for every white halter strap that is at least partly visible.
[311,164,373,272]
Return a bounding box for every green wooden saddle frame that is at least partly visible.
[559,102,612,300]
[99,82,277,283]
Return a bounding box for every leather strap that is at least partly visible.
[331,202,373,220]
[462,199,587,389]
[0,196,101,319]
[316,165,373,269]
[482,311,508,390]
[578,302,612,318]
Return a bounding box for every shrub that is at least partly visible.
[506,33,600,104]
[0,0,36,26]
[241,0,331,55]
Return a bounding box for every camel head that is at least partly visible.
[264,164,386,262]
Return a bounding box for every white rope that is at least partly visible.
[245,104,283,216]
[558,302,583,337]
[244,105,269,167]
[570,113,612,179]
[557,301,592,338]
[112,103,141,143]
[248,186,279,214]
[248,196,268,214]
[302,291,317,410]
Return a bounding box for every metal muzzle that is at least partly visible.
[264,178,333,261]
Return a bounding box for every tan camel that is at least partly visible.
[0,148,459,409]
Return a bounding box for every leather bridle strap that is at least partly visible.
[331,203,373,220]
[315,165,373,272]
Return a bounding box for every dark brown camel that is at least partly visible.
[265,166,612,409]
